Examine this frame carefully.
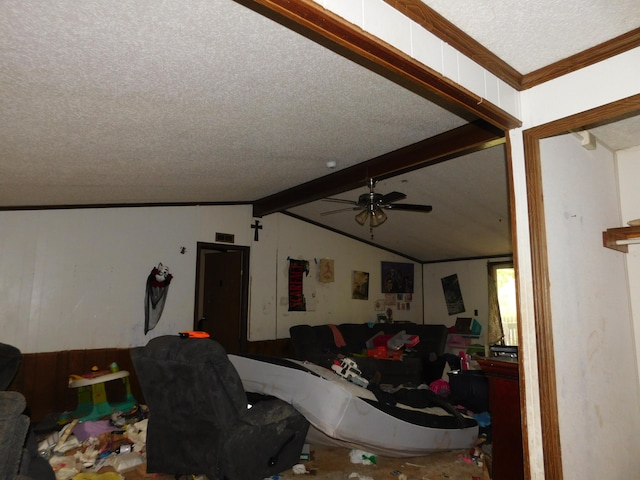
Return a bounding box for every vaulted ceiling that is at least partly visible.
[2,0,639,261]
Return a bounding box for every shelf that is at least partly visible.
[603,226,640,252]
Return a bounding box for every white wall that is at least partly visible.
[423,257,512,345]
[540,134,640,477]
[0,205,249,352]
[251,214,422,340]
[511,47,640,480]
[522,48,640,128]
[616,146,640,378]
[0,205,421,353]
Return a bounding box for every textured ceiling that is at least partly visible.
[288,144,511,262]
[420,0,640,74]
[1,0,467,206]
[1,0,638,262]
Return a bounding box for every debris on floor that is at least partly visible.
[38,407,485,480]
[349,449,376,465]
[38,406,149,479]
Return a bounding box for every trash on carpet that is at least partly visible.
[349,449,376,465]
[347,473,374,480]
[291,463,309,474]
[37,406,149,478]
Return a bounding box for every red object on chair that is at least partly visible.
[179,331,210,338]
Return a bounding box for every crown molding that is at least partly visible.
[385,1,640,92]
[384,0,523,90]
[521,27,640,89]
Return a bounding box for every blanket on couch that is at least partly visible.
[289,322,448,386]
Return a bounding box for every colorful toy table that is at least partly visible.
[69,370,137,422]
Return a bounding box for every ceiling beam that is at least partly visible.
[237,0,521,131]
[383,0,523,90]
[253,120,504,217]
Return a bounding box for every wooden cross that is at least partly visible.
[251,219,263,241]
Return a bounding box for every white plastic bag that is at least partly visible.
[349,449,376,465]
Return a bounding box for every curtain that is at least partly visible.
[487,268,504,345]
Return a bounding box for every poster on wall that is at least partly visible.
[441,273,465,315]
[381,261,414,293]
[318,258,335,283]
[351,271,369,300]
[288,259,309,311]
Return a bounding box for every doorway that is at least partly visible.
[523,94,640,479]
[194,242,250,354]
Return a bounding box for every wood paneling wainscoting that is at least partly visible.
[246,338,293,358]
[8,338,292,424]
[8,348,144,425]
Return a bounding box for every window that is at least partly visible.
[488,262,518,346]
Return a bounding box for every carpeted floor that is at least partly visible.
[275,445,487,480]
[121,444,489,480]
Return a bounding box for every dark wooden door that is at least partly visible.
[200,251,243,354]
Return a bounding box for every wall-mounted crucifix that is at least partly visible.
[251,219,263,241]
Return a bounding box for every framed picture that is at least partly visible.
[441,273,465,315]
[352,271,369,300]
[381,261,414,293]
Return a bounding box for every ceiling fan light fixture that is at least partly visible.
[369,208,387,227]
[355,209,369,225]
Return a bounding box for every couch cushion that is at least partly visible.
[402,324,448,357]
[337,323,374,353]
[289,325,350,368]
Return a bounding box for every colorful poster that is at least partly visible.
[352,271,369,300]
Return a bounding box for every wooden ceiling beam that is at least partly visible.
[238,0,521,131]
[253,121,504,217]
[384,0,523,90]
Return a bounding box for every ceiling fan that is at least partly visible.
[322,178,433,228]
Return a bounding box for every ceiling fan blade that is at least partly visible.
[383,203,433,212]
[322,197,359,205]
[378,191,406,204]
[321,206,362,215]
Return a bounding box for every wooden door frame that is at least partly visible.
[522,93,640,480]
[193,242,251,353]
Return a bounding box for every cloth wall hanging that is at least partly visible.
[144,263,173,334]
[288,259,309,311]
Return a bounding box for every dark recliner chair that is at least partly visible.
[0,342,55,480]
[130,336,309,480]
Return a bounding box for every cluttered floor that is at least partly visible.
[38,398,491,480]
[41,415,489,480]
[112,444,488,480]
[38,376,492,480]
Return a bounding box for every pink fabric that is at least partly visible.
[328,324,347,348]
[429,379,451,397]
[72,419,115,441]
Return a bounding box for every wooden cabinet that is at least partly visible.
[477,358,524,480]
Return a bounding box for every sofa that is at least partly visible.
[289,322,448,386]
